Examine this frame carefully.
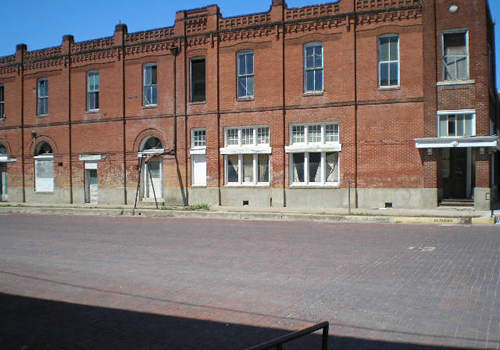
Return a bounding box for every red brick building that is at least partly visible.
[0,0,498,210]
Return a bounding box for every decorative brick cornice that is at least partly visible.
[219,13,271,31]
[72,37,114,54]
[356,0,422,11]
[126,27,175,45]
[285,3,341,21]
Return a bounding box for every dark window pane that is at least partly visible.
[380,63,389,86]
[380,38,389,61]
[293,153,304,183]
[227,155,238,183]
[246,53,253,74]
[309,152,321,183]
[306,70,314,91]
[152,86,157,105]
[315,69,323,91]
[238,77,246,98]
[151,65,157,84]
[258,154,269,182]
[191,58,206,102]
[239,54,246,75]
[389,38,398,61]
[247,76,254,97]
[390,62,398,85]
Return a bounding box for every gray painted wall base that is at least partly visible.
[474,188,492,210]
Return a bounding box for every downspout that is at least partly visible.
[67,38,73,204]
[121,29,127,205]
[282,5,287,208]
[19,45,26,203]
[353,6,359,208]
[183,12,189,206]
[216,15,222,206]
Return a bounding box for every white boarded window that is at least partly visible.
[192,154,206,186]
[34,142,54,192]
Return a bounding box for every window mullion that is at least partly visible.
[238,154,242,184]
[321,152,326,184]
[305,152,309,185]
[253,154,258,184]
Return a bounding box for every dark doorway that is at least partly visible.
[440,148,473,200]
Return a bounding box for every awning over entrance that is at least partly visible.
[0,156,16,163]
[415,136,499,150]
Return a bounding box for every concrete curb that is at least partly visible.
[0,206,495,225]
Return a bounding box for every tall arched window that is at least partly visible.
[34,142,54,192]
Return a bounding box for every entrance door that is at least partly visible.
[192,154,206,186]
[442,148,470,199]
[144,159,162,199]
[84,168,98,203]
[0,164,7,201]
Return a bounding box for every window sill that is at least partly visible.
[86,109,100,114]
[191,185,207,188]
[225,183,270,187]
[289,183,340,188]
[189,101,206,105]
[378,85,400,91]
[143,105,158,109]
[303,91,324,97]
[237,97,255,102]
[437,80,475,86]
[34,191,55,194]
[36,114,49,118]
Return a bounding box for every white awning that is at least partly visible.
[285,144,342,153]
[415,136,499,150]
[0,156,16,163]
[220,146,272,155]
[79,154,104,161]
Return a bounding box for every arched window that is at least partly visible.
[0,145,6,156]
[34,142,54,192]
[140,137,163,152]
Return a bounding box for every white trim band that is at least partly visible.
[415,136,499,150]
[285,144,342,153]
[79,154,103,161]
[220,146,272,155]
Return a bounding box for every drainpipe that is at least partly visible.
[63,35,74,204]
[281,4,287,208]
[17,44,26,203]
[353,7,359,208]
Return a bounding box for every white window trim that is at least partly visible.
[437,109,476,138]
[224,153,270,186]
[143,63,158,107]
[237,51,255,99]
[79,154,103,162]
[222,125,270,148]
[37,78,48,116]
[304,42,324,93]
[287,123,340,148]
[289,152,340,187]
[441,29,470,82]
[191,128,207,153]
[87,71,100,112]
[138,149,164,157]
[378,34,400,88]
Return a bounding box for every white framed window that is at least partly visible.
[289,123,339,146]
[0,84,4,119]
[287,123,341,186]
[237,51,254,99]
[37,78,48,116]
[225,154,270,185]
[143,64,157,106]
[222,126,271,186]
[442,30,469,81]
[192,128,206,148]
[379,35,399,87]
[437,110,475,137]
[87,71,99,111]
[304,43,323,93]
[34,142,54,192]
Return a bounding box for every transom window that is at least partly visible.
[291,123,339,145]
[143,64,158,106]
[237,51,254,99]
[437,111,475,137]
[225,126,270,147]
[87,71,99,111]
[141,137,163,151]
[379,35,399,87]
[304,43,323,93]
[192,129,206,148]
[0,84,4,118]
[37,78,48,116]
[442,31,469,81]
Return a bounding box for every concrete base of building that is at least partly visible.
[357,188,438,209]
[474,188,492,211]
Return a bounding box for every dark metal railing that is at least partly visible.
[244,321,329,350]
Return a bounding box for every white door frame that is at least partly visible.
[142,157,163,199]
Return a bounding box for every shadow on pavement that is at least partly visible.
[0,292,470,350]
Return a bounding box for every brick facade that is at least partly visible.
[0,0,497,209]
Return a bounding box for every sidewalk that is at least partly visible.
[0,201,497,225]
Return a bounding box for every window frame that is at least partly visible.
[441,29,470,82]
[237,50,255,99]
[437,110,476,138]
[190,57,206,103]
[191,128,207,149]
[378,34,400,88]
[0,84,4,119]
[290,151,340,186]
[224,153,270,186]
[86,71,100,112]
[224,125,270,148]
[37,78,49,116]
[289,123,340,146]
[143,63,158,107]
[303,42,324,94]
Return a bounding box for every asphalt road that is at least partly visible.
[0,214,498,350]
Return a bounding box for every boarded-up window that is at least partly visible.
[35,157,54,192]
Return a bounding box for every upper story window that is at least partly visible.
[37,78,48,116]
[143,64,157,106]
[225,126,270,147]
[0,84,4,119]
[192,129,206,148]
[191,57,206,102]
[442,31,469,81]
[87,71,99,111]
[237,51,254,99]
[379,35,399,87]
[304,43,323,93]
[291,123,339,145]
[437,111,475,137]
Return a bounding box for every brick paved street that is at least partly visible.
[0,214,498,349]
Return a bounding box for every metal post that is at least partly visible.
[348,180,351,214]
[321,323,329,350]
[133,156,144,214]
[147,159,159,209]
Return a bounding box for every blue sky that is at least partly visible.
[0,0,499,84]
